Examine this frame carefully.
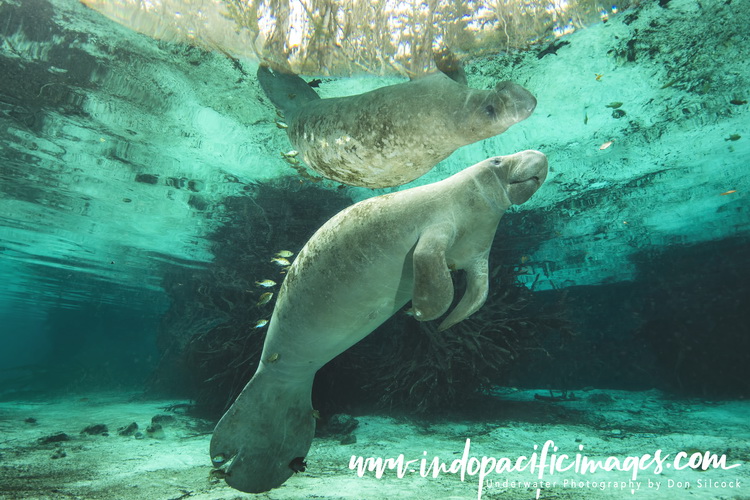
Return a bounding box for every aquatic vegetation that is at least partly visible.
[337,264,572,414]
[151,179,352,415]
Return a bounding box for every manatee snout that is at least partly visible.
[494,81,537,123]
[506,150,548,205]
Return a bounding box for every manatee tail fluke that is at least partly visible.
[210,371,316,493]
[257,64,321,118]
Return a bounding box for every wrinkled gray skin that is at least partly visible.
[210,150,548,493]
[258,66,537,188]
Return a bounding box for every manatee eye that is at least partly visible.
[485,104,496,119]
[491,157,503,167]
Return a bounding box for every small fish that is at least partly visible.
[583,112,588,125]
[595,73,604,81]
[275,121,288,129]
[281,150,299,159]
[729,99,747,105]
[266,352,280,363]
[720,190,737,196]
[209,469,229,480]
[725,134,741,141]
[403,307,415,317]
[275,250,294,258]
[254,319,269,328]
[255,279,277,287]
[605,102,623,108]
[520,255,531,264]
[257,292,274,306]
[271,257,291,266]
[599,140,614,150]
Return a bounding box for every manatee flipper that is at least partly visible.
[257,65,321,117]
[412,226,455,321]
[438,258,489,331]
[209,372,315,493]
[433,47,467,86]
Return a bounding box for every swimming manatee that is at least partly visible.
[210,150,549,492]
[258,66,537,188]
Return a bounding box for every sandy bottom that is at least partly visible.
[0,389,748,500]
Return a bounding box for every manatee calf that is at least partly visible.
[210,150,548,492]
[258,66,537,188]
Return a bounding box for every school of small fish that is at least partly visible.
[251,251,296,326]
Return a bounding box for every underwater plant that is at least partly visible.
[348,265,572,414]
[150,178,353,416]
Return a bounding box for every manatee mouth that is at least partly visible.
[509,153,548,187]
[510,175,541,186]
[494,81,537,120]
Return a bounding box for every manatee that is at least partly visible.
[209,150,548,492]
[258,66,538,188]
